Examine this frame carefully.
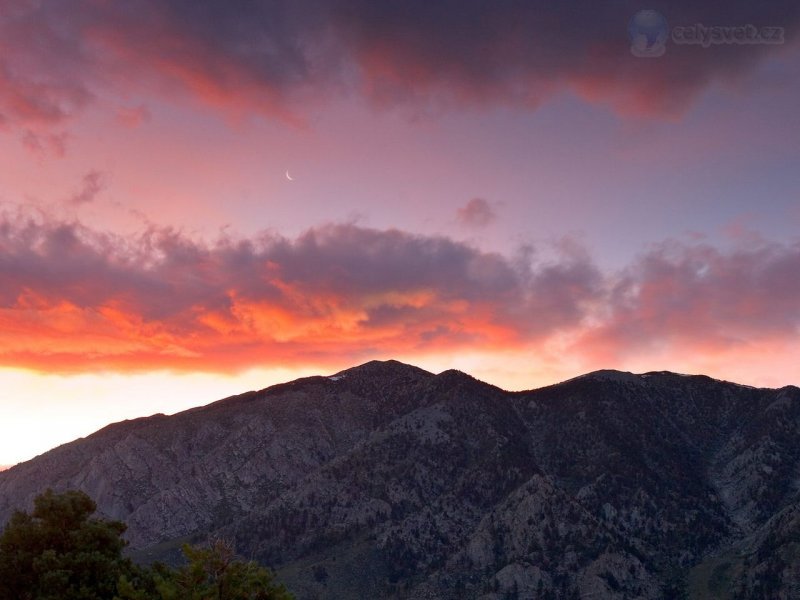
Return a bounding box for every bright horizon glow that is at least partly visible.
[2,346,797,467]
[0,2,798,467]
[0,366,320,467]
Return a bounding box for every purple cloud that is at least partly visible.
[67,171,106,206]
[0,0,797,137]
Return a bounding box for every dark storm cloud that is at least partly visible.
[330,0,799,112]
[1,0,797,132]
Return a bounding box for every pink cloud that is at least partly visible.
[20,130,69,158]
[115,105,151,128]
[576,240,800,363]
[457,198,496,227]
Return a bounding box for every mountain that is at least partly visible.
[1,361,799,599]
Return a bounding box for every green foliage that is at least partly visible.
[0,489,133,600]
[145,539,293,600]
[0,490,293,600]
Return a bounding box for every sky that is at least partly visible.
[1,0,799,466]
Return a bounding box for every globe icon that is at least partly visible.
[629,10,668,57]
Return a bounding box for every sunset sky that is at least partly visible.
[1,0,799,466]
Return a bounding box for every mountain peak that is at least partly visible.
[332,359,433,380]
[566,369,643,385]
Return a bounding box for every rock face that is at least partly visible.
[0,360,798,599]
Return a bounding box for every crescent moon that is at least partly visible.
[285,170,294,181]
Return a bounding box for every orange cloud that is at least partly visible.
[0,213,798,381]
[0,214,600,373]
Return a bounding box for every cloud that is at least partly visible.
[0,52,92,129]
[576,239,800,363]
[0,0,797,134]
[20,130,69,158]
[0,212,797,377]
[0,213,601,372]
[66,171,106,206]
[0,3,94,133]
[337,1,800,116]
[115,105,151,128]
[457,198,496,227]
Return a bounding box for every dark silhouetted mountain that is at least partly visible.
[1,361,798,599]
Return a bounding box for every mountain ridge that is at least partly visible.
[1,360,799,599]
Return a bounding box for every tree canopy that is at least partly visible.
[117,539,293,600]
[0,489,293,600]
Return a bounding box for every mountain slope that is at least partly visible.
[1,361,798,599]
